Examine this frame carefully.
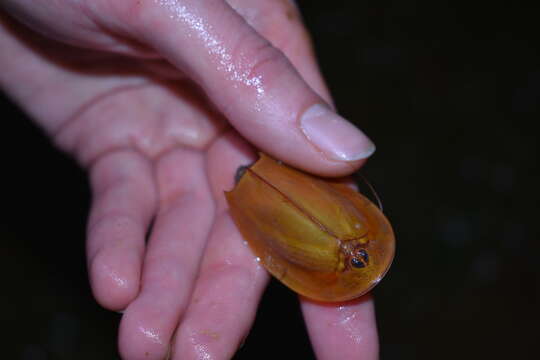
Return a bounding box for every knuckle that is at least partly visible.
[87,214,141,257]
[232,35,292,90]
[250,42,289,76]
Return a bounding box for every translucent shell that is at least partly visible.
[225,154,395,302]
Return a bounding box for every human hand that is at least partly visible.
[0,1,378,359]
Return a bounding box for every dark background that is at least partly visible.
[2,1,538,359]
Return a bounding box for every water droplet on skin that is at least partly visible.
[138,326,163,344]
[156,0,265,97]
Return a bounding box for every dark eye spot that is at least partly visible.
[350,249,369,269]
[350,257,366,268]
[357,249,369,263]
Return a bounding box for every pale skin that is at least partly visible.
[0,1,379,359]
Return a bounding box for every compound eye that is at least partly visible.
[350,257,366,268]
[350,249,369,269]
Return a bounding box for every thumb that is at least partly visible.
[123,0,374,176]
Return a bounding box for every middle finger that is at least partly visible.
[170,132,269,359]
[118,149,215,360]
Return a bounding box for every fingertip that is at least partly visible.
[299,104,376,161]
[118,306,169,360]
[301,294,379,360]
[266,149,369,178]
[89,248,141,311]
[265,103,376,177]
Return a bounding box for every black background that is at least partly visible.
[2,1,539,359]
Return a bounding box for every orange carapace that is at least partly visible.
[226,154,395,302]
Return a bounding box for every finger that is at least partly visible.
[301,295,379,360]
[0,0,157,56]
[99,0,375,176]
[170,132,269,359]
[87,150,156,310]
[118,149,214,360]
[226,0,332,103]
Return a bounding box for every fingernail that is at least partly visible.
[300,104,375,161]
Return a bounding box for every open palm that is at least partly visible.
[1,1,378,359]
